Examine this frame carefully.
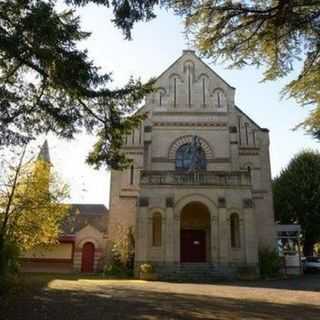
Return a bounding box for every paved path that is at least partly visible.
[2,274,320,320]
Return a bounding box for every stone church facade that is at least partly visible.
[109,50,276,279]
[22,50,276,278]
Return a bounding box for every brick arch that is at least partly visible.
[168,135,214,160]
[78,238,100,250]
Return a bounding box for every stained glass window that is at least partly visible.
[175,143,207,171]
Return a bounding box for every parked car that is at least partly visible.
[303,256,320,273]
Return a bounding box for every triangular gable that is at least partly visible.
[235,105,269,131]
[76,224,103,238]
[155,50,235,90]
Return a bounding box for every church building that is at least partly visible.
[22,50,276,279]
[108,50,276,279]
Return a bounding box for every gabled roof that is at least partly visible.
[155,49,235,90]
[61,203,108,234]
[235,105,269,132]
[69,203,108,216]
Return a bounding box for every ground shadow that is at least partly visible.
[165,273,320,292]
[1,280,320,320]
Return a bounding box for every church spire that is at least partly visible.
[38,140,51,163]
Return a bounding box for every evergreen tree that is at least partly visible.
[0,0,154,169]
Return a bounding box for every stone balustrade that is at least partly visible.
[140,170,251,187]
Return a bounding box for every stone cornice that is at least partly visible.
[153,111,228,116]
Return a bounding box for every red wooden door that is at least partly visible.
[81,242,95,272]
[181,230,206,263]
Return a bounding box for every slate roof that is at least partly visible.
[61,203,109,235]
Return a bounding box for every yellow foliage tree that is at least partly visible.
[0,145,69,278]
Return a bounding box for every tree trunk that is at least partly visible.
[0,236,6,277]
[303,240,315,257]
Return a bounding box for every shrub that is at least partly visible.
[0,240,20,294]
[111,245,122,267]
[103,264,125,277]
[140,263,153,274]
[259,247,281,279]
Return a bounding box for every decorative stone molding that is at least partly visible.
[153,111,228,117]
[166,197,174,208]
[218,197,226,208]
[138,197,149,207]
[154,122,227,128]
[243,199,253,208]
[168,135,214,160]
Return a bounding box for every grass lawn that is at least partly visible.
[1,273,320,319]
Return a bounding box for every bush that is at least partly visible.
[140,263,153,274]
[111,244,122,267]
[259,247,281,279]
[0,240,20,295]
[103,264,131,278]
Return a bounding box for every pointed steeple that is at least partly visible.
[38,140,51,163]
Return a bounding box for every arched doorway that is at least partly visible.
[180,202,210,263]
[81,242,95,272]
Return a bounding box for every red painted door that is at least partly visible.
[181,230,206,263]
[81,242,95,272]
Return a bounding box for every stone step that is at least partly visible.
[159,263,230,282]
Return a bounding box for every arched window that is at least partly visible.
[175,143,207,171]
[152,212,162,247]
[130,165,134,185]
[230,213,240,248]
[158,88,165,106]
[213,89,227,109]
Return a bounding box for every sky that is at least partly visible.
[45,3,318,207]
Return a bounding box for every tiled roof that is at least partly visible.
[69,203,108,216]
[60,203,108,235]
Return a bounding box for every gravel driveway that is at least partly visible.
[1,274,320,320]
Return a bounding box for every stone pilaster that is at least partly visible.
[135,206,149,262]
[173,211,180,263]
[210,214,219,263]
[243,207,258,264]
[218,207,229,265]
[165,207,175,262]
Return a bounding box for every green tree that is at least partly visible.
[0,145,69,282]
[273,150,320,256]
[0,0,155,169]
